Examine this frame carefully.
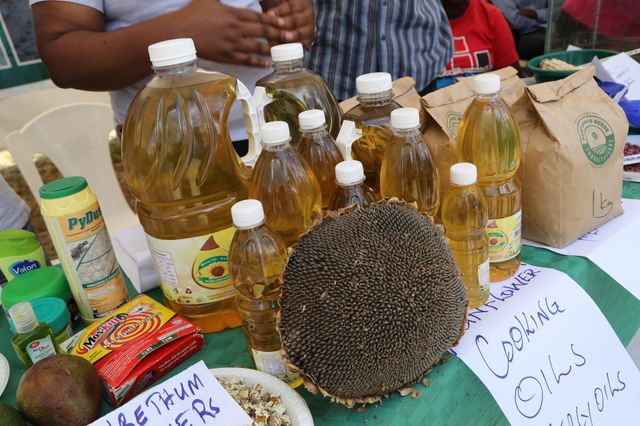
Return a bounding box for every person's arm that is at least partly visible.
[263,0,315,48]
[32,0,292,91]
[491,0,539,34]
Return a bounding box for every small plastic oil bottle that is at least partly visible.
[228,199,298,384]
[456,74,522,281]
[380,107,440,217]
[442,163,490,309]
[297,109,343,208]
[249,121,322,245]
[342,72,403,193]
[9,301,61,368]
[329,160,378,210]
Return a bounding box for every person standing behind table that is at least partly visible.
[29,0,314,155]
[308,0,454,99]
[433,0,521,90]
[491,0,547,59]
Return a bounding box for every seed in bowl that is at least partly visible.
[219,377,292,426]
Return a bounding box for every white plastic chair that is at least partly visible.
[3,102,138,234]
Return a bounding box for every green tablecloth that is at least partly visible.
[2,182,639,425]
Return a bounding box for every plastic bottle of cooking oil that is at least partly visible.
[456,74,522,282]
[121,38,262,333]
[442,163,490,308]
[228,199,298,384]
[380,108,440,216]
[256,43,342,148]
[329,160,379,210]
[342,72,402,193]
[297,109,343,208]
[250,121,322,245]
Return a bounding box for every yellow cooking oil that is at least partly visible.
[343,72,402,194]
[228,199,299,385]
[329,160,379,210]
[456,74,522,282]
[250,121,322,246]
[122,39,262,333]
[256,43,342,148]
[380,108,440,217]
[297,110,343,208]
[442,163,490,308]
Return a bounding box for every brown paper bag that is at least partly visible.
[420,67,525,204]
[339,76,422,113]
[519,67,627,248]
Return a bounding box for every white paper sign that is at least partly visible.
[452,264,640,425]
[592,53,640,101]
[524,198,640,300]
[90,361,252,426]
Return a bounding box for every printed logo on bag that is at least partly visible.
[446,111,462,138]
[576,113,615,167]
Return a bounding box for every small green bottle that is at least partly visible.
[9,301,61,368]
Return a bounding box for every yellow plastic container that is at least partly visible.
[39,176,128,321]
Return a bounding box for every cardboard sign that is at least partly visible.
[90,361,252,426]
[524,198,640,300]
[453,264,640,425]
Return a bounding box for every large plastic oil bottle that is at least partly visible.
[228,199,298,384]
[456,74,522,282]
[342,72,402,193]
[249,121,322,245]
[328,160,378,211]
[380,108,440,217]
[442,163,490,308]
[122,38,261,333]
[297,109,343,208]
[256,43,342,148]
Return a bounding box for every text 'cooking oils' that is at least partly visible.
[456,74,522,282]
[122,38,262,333]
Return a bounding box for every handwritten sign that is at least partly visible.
[592,52,640,101]
[90,361,252,426]
[453,264,640,425]
[524,198,640,300]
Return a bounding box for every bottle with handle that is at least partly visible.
[456,74,522,282]
[122,38,263,333]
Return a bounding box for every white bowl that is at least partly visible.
[210,367,313,426]
[0,352,9,397]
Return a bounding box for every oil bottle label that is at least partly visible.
[478,259,490,296]
[49,202,128,320]
[251,349,299,384]
[26,335,56,364]
[146,228,237,305]
[486,210,522,263]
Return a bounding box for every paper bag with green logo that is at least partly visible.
[520,67,626,248]
[420,67,525,204]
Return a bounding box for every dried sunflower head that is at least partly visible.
[278,199,468,407]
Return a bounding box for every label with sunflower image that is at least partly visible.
[146,227,237,305]
[486,210,522,263]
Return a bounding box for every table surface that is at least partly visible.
[2,182,640,426]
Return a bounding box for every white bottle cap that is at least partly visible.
[260,121,291,145]
[450,162,478,186]
[335,160,365,186]
[474,74,501,95]
[298,110,326,130]
[231,199,265,229]
[390,107,420,130]
[356,72,393,94]
[9,302,38,334]
[148,38,197,68]
[271,43,304,62]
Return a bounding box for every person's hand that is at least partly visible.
[180,0,295,67]
[264,0,315,48]
[518,8,538,19]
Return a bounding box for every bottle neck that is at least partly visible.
[262,141,291,151]
[300,124,328,137]
[14,315,38,334]
[337,179,365,188]
[153,60,198,76]
[235,221,266,232]
[475,92,500,101]
[273,58,305,72]
[357,90,394,107]
[391,125,421,137]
